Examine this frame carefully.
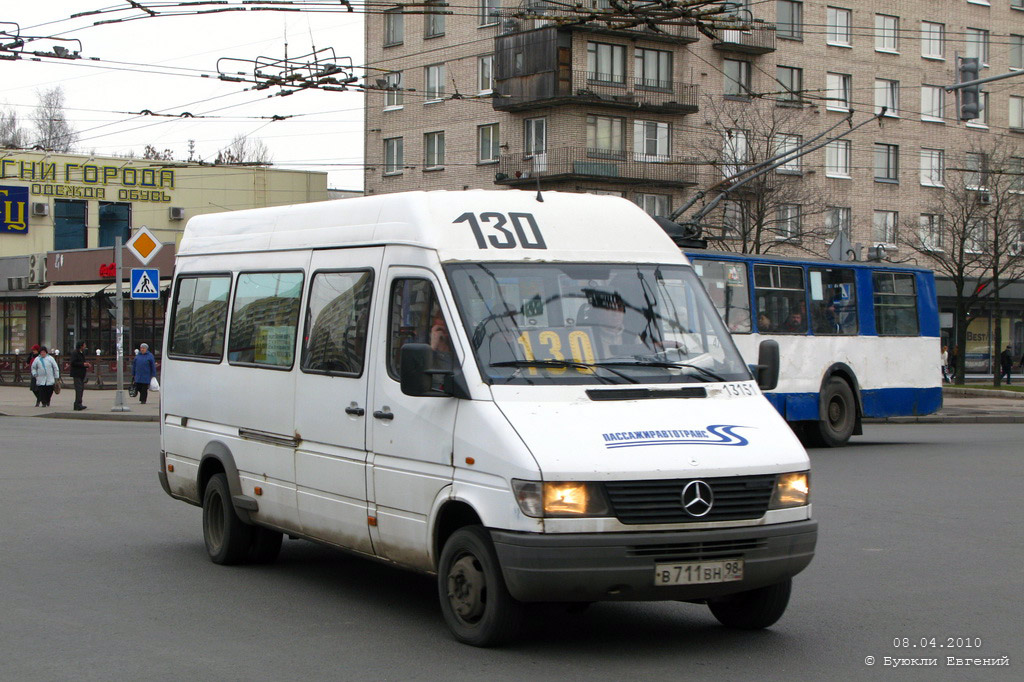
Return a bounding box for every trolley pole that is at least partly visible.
[112,236,130,412]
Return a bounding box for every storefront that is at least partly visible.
[937,279,1024,374]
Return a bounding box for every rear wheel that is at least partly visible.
[202,473,253,565]
[708,578,792,630]
[437,525,524,647]
[810,377,856,448]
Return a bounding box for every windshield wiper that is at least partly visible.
[594,360,730,383]
[490,360,639,384]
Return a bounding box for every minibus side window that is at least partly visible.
[753,264,807,334]
[228,271,304,368]
[301,270,374,376]
[809,267,858,335]
[387,278,456,385]
[873,272,919,336]
[168,275,231,359]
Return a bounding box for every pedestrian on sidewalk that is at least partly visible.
[1000,345,1014,385]
[949,345,959,382]
[30,346,60,407]
[941,345,950,383]
[70,340,91,411]
[132,342,157,405]
[26,344,41,406]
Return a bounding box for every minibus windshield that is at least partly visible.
[445,262,752,385]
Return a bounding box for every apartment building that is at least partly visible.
[364,1,1024,366]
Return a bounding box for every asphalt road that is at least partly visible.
[0,419,1019,681]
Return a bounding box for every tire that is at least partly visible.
[811,377,856,448]
[708,578,792,630]
[202,473,254,565]
[247,527,283,565]
[437,526,525,647]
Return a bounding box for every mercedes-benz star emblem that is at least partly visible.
[681,480,714,517]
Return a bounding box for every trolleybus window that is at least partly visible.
[168,275,231,359]
[227,272,304,368]
[809,267,857,335]
[301,270,374,376]
[692,259,751,333]
[754,264,807,334]
[873,272,919,336]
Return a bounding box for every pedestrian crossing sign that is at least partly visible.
[130,268,160,300]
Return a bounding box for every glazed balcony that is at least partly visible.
[505,3,699,45]
[494,146,700,189]
[711,24,777,54]
[494,70,699,114]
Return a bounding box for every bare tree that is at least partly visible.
[142,144,175,160]
[31,87,78,152]
[897,140,1024,384]
[214,133,272,165]
[0,107,28,148]
[693,97,835,255]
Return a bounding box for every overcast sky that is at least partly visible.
[3,2,366,189]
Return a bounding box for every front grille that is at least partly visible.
[604,475,776,524]
[627,538,767,562]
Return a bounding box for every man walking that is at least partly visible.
[132,342,157,405]
[70,340,91,411]
[1000,345,1014,385]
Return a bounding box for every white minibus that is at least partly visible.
[158,190,817,646]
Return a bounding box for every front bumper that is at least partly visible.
[490,519,817,602]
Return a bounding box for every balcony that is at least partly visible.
[711,24,776,54]
[494,70,699,114]
[506,3,699,44]
[495,146,700,189]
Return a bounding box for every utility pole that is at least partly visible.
[111,235,129,412]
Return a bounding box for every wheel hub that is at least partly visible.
[447,555,486,623]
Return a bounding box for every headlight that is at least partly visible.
[769,471,810,509]
[511,480,610,518]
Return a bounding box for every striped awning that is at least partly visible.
[36,283,113,298]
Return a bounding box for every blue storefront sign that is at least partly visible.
[0,185,29,234]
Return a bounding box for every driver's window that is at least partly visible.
[387,278,455,382]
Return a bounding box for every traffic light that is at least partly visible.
[959,57,981,121]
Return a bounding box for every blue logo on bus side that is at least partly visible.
[601,425,751,449]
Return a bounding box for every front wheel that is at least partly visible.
[811,377,856,448]
[437,526,525,647]
[707,578,792,630]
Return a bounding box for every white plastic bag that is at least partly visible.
[149,377,160,392]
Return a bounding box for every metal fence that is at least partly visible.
[0,354,160,389]
[497,146,700,187]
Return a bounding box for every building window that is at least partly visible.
[776,66,803,103]
[825,139,851,177]
[586,115,625,158]
[383,72,403,109]
[722,129,749,177]
[826,72,851,111]
[1015,0,1024,9]
[874,143,899,182]
[424,0,445,38]
[966,28,989,66]
[920,148,945,187]
[425,64,446,101]
[774,133,802,173]
[478,123,500,163]
[479,0,500,27]
[875,79,899,116]
[776,1,803,40]
[875,14,899,53]
[633,120,670,162]
[825,206,851,239]
[1011,96,1024,130]
[54,199,87,251]
[635,48,672,90]
[636,193,671,217]
[478,55,494,94]
[921,21,944,59]
[873,210,898,243]
[826,7,851,47]
[524,117,547,155]
[966,219,988,253]
[965,152,987,190]
[920,85,944,122]
[1012,35,1023,70]
[384,8,404,47]
[775,204,801,241]
[587,42,626,84]
[722,200,747,238]
[384,137,404,175]
[424,131,445,169]
[1011,157,1024,193]
[724,59,752,97]
[967,92,989,128]
[919,214,944,251]
[98,202,131,247]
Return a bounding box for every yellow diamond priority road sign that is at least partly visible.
[126,226,163,265]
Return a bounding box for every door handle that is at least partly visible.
[345,405,365,416]
[373,409,394,421]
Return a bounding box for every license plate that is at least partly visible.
[654,559,744,586]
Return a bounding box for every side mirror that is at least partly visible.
[400,343,438,396]
[756,339,779,391]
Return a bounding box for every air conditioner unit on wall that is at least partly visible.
[28,253,47,285]
[32,202,49,217]
[169,206,185,220]
[978,192,992,205]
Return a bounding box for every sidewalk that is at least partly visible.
[2,382,1023,424]
[0,383,159,422]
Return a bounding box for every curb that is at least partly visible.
[0,411,158,422]
[865,416,1024,424]
[942,387,1024,400]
